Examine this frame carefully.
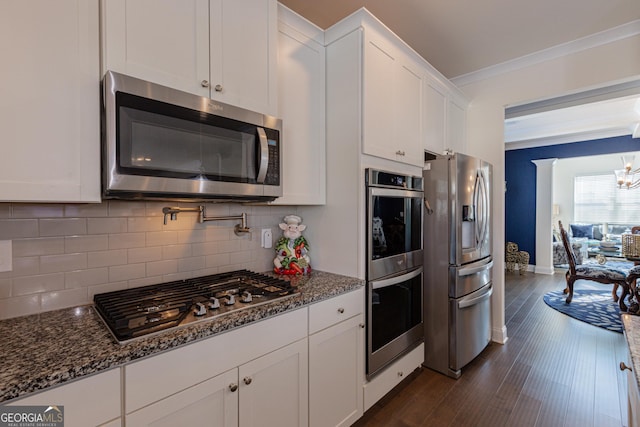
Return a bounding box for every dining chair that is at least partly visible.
[559,221,631,311]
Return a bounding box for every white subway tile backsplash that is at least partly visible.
[13,273,65,296]
[108,201,147,217]
[109,263,146,282]
[13,237,65,256]
[40,253,87,274]
[65,268,109,288]
[146,231,178,247]
[64,203,108,218]
[65,235,109,253]
[88,249,128,268]
[41,288,88,312]
[177,229,206,244]
[0,294,40,319]
[128,217,163,233]
[40,218,87,237]
[13,204,65,218]
[0,279,11,298]
[192,241,219,257]
[146,259,178,277]
[178,256,206,272]
[108,232,146,250]
[162,244,192,260]
[0,219,39,239]
[128,247,163,264]
[0,201,297,318]
[88,217,128,235]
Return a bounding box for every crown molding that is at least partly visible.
[451,20,640,87]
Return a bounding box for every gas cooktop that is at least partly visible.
[93,270,298,343]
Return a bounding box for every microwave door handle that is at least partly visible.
[256,127,269,183]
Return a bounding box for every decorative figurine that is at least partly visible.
[274,215,311,275]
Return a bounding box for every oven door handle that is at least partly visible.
[371,267,423,290]
[256,127,269,183]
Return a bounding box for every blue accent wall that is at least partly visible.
[505,135,638,264]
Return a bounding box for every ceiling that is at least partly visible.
[279,0,640,147]
[279,0,640,79]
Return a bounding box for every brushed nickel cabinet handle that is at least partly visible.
[337,307,345,314]
[229,383,238,392]
[359,323,365,328]
[620,362,633,372]
[243,376,252,385]
[201,80,210,88]
[214,84,223,92]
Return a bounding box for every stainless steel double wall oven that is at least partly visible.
[365,169,424,379]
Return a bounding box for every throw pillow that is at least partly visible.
[570,223,593,239]
[593,226,603,240]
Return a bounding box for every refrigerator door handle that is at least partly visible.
[458,259,494,277]
[458,285,493,309]
[479,170,489,245]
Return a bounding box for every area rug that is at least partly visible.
[542,289,622,333]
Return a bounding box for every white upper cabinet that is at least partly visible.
[362,24,424,167]
[424,74,468,156]
[272,5,326,205]
[0,0,101,202]
[102,0,277,116]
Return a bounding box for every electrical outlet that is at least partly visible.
[0,240,12,272]
[261,229,273,248]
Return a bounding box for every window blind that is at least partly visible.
[574,174,640,224]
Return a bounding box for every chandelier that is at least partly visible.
[615,155,640,189]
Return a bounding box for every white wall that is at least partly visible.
[553,151,640,228]
[454,33,640,344]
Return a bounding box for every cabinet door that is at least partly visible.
[363,28,424,166]
[9,369,121,427]
[309,314,364,427]
[239,338,309,427]
[393,56,424,166]
[0,0,100,202]
[126,369,238,427]
[424,79,447,155]
[272,12,326,205]
[101,0,210,97]
[362,30,397,162]
[447,96,467,154]
[210,0,277,116]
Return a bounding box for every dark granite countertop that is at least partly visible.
[0,270,364,403]
[622,314,640,390]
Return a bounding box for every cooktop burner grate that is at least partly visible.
[93,270,297,343]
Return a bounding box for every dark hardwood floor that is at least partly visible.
[355,271,629,427]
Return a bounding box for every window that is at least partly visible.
[574,174,640,224]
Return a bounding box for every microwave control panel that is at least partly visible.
[265,135,280,186]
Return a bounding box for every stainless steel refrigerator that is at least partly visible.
[423,153,493,378]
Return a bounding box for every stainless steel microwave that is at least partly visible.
[101,71,282,202]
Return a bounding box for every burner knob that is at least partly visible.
[224,294,236,305]
[241,291,252,303]
[193,302,207,316]
[209,297,220,309]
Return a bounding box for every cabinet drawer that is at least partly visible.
[309,288,364,334]
[363,342,423,411]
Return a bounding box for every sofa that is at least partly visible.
[553,241,584,266]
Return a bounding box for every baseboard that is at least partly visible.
[492,325,508,344]
[534,265,555,275]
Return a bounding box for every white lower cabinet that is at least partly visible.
[308,288,365,427]
[124,308,309,427]
[239,338,309,427]
[126,369,238,427]
[626,345,640,427]
[8,368,121,427]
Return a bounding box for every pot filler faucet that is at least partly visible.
[162,206,251,236]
